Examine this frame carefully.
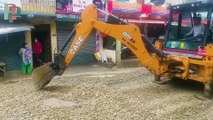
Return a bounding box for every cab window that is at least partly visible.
[208,13,213,43]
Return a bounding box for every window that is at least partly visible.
[208,12,213,42]
[180,12,192,39]
[168,12,193,39]
[168,13,179,39]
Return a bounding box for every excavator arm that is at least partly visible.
[32,4,168,90]
[64,5,166,73]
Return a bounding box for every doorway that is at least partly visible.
[31,24,52,68]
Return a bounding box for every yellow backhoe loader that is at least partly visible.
[33,1,213,98]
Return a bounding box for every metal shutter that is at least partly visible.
[56,22,96,64]
[0,32,25,71]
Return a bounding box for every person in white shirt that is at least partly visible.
[185,16,205,40]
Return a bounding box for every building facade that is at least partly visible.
[95,0,169,64]
[0,0,57,71]
[0,0,193,73]
[0,0,99,72]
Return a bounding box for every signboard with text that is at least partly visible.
[107,1,169,19]
[110,1,141,14]
[151,5,169,16]
[56,0,102,14]
[56,0,72,14]
[0,0,21,10]
[107,1,141,19]
[72,0,92,12]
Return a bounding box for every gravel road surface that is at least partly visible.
[0,65,213,120]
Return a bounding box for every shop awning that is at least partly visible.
[0,24,34,35]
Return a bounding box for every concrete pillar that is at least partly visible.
[25,31,32,48]
[50,21,57,61]
[116,40,122,66]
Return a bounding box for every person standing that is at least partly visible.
[18,43,33,75]
[32,38,43,66]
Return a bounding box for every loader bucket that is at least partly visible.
[32,53,66,91]
[32,63,57,91]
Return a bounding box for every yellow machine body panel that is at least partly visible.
[32,3,213,98]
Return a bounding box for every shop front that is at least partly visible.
[55,0,105,65]
[30,23,52,67]
[0,22,33,71]
[0,0,57,74]
[56,21,97,64]
[0,19,55,71]
[96,0,169,63]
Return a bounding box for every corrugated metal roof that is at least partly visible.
[0,23,34,35]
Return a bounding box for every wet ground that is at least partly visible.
[0,64,213,120]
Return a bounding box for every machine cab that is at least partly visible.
[164,1,213,59]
